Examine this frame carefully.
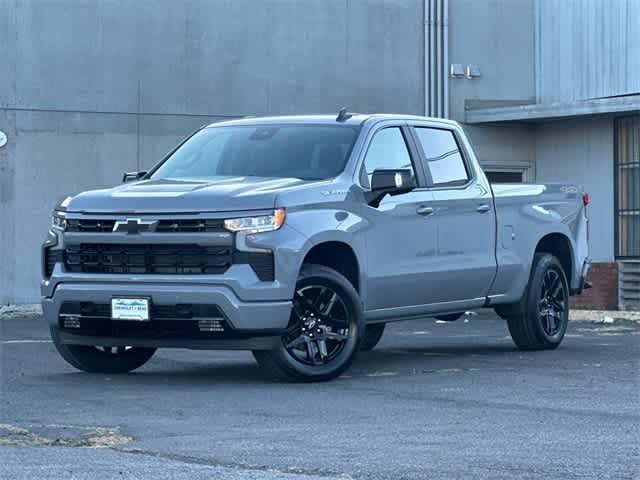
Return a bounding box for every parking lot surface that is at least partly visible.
[1,314,638,479]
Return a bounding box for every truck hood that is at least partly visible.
[61,177,308,214]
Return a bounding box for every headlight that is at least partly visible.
[224,209,286,233]
[52,211,67,230]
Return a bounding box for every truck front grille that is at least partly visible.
[66,218,225,233]
[64,244,232,275]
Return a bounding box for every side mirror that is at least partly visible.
[371,169,415,192]
[122,171,147,183]
[367,168,416,207]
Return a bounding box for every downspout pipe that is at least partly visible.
[435,0,442,117]
[429,0,436,117]
[424,0,430,116]
[443,0,449,118]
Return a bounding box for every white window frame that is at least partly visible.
[481,162,534,183]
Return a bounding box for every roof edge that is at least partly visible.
[465,95,640,124]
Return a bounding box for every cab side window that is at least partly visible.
[362,128,415,187]
[414,127,469,186]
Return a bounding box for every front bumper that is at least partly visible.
[43,282,292,349]
[52,328,282,350]
[40,213,312,349]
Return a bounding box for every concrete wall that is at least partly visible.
[1,0,426,304]
[447,0,537,176]
[463,123,536,174]
[448,0,536,123]
[535,117,614,262]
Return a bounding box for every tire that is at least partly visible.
[50,326,156,373]
[360,323,385,351]
[506,253,570,350]
[253,264,363,382]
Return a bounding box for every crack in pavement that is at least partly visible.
[111,446,355,479]
[1,423,353,479]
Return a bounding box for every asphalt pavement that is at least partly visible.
[1,314,638,479]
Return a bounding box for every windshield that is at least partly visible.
[150,125,360,181]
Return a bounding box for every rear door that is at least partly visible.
[410,125,497,303]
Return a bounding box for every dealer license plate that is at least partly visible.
[111,298,150,321]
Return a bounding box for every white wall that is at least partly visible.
[535,117,614,262]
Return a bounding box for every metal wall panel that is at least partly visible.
[536,0,640,103]
[535,117,615,262]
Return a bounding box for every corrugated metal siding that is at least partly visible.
[536,0,640,103]
[619,261,640,311]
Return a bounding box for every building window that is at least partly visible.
[615,116,640,258]
[482,163,532,183]
[485,171,524,183]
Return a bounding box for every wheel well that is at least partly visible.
[535,233,573,282]
[302,242,360,292]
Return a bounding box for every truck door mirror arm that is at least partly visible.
[122,171,148,183]
[366,168,416,208]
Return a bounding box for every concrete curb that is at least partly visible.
[2,304,639,322]
[0,304,43,318]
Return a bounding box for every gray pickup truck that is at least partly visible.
[42,112,590,381]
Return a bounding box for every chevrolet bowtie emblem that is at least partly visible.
[113,218,157,234]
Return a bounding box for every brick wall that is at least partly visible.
[572,262,618,310]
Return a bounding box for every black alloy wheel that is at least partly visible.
[253,264,363,381]
[283,284,352,365]
[506,253,570,350]
[538,269,566,336]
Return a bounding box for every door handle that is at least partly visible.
[476,204,491,213]
[416,206,435,216]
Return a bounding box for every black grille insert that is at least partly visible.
[58,302,234,338]
[66,218,225,233]
[61,301,224,320]
[43,248,61,278]
[156,219,225,233]
[66,219,116,232]
[234,252,275,281]
[64,244,232,274]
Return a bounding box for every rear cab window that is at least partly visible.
[413,127,469,187]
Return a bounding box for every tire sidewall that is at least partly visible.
[526,255,570,346]
[272,264,364,381]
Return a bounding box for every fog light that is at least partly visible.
[62,315,81,328]
[198,319,224,333]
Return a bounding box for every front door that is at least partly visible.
[360,126,439,311]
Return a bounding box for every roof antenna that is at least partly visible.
[336,107,353,122]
